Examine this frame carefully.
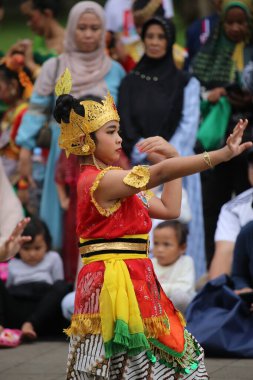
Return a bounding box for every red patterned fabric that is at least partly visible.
[74,164,185,354]
[76,165,152,239]
[74,258,185,353]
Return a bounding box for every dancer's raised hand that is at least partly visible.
[223,119,252,161]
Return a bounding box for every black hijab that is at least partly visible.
[118,17,190,157]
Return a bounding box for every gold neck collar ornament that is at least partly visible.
[54,68,120,158]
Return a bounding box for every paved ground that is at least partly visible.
[0,339,253,379]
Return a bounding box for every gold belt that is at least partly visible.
[79,234,149,258]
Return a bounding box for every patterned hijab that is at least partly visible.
[192,0,253,89]
[35,1,112,98]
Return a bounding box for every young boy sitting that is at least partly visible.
[152,220,196,313]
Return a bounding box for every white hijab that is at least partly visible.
[35,1,112,98]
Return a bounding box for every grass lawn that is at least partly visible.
[0,20,34,53]
[0,11,187,54]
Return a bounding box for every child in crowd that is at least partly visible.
[107,32,136,73]
[152,221,196,313]
[0,53,33,184]
[0,217,70,347]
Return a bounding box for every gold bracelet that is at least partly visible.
[203,151,213,169]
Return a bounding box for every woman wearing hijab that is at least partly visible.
[192,0,253,269]
[118,17,206,279]
[16,1,125,250]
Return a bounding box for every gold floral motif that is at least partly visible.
[90,166,121,217]
[123,165,150,190]
[55,68,72,96]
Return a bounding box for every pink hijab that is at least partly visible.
[35,1,112,98]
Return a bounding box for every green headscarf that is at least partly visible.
[222,0,253,16]
[191,0,253,89]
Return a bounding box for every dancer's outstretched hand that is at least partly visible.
[224,119,252,161]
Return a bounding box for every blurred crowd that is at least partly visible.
[1,0,253,355]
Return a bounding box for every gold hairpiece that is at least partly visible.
[55,68,120,157]
[55,68,72,97]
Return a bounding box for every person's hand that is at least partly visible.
[147,152,166,164]
[61,197,70,211]
[221,119,253,161]
[137,137,179,159]
[227,90,253,108]
[6,39,38,74]
[19,148,36,188]
[207,87,227,103]
[234,287,253,295]
[0,218,31,261]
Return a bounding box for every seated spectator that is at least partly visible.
[152,221,195,313]
[209,148,253,279]
[232,220,253,299]
[0,217,70,343]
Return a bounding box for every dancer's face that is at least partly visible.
[224,7,249,43]
[75,12,103,53]
[144,24,167,59]
[94,121,122,164]
[153,227,186,266]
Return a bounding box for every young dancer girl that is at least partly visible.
[53,71,251,379]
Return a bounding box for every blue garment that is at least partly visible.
[16,60,125,249]
[185,13,219,70]
[132,77,206,279]
[186,274,253,357]
[232,220,253,289]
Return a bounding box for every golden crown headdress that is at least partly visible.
[55,68,120,157]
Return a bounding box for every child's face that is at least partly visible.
[19,234,47,266]
[153,227,185,266]
[94,121,122,164]
[223,7,249,43]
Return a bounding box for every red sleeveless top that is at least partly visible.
[76,165,152,239]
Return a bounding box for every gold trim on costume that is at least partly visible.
[79,241,148,255]
[90,166,122,216]
[123,165,150,190]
